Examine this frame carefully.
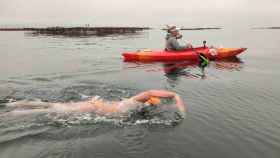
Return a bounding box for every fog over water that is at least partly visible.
[0,0,280,27]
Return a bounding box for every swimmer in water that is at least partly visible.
[4,90,187,117]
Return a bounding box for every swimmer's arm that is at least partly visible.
[174,94,187,115]
[131,90,176,103]
[132,90,187,116]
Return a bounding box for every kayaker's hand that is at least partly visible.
[186,43,193,48]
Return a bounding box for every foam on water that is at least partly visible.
[45,109,183,127]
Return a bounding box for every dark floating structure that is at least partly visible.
[0,27,150,36]
[162,27,222,31]
[252,27,280,30]
[31,27,150,36]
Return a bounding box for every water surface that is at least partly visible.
[0,29,280,158]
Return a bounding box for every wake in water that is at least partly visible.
[0,99,183,128]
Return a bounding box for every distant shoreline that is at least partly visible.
[252,27,280,30]
[2,26,280,32]
[0,28,30,31]
[162,27,222,31]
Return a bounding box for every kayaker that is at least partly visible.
[165,26,192,51]
[4,90,187,117]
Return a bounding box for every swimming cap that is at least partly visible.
[146,97,161,106]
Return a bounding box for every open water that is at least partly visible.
[0,28,279,158]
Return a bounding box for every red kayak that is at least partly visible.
[122,47,247,62]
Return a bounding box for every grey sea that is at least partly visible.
[0,28,280,158]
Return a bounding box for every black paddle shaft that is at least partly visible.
[203,41,207,48]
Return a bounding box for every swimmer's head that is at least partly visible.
[145,97,161,106]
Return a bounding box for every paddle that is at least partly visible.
[203,40,207,48]
[191,41,209,68]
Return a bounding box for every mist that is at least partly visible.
[0,0,279,27]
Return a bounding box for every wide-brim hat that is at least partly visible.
[169,27,180,33]
[167,26,180,33]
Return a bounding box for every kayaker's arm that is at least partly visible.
[169,38,188,51]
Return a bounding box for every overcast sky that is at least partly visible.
[0,0,279,27]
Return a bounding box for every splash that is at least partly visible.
[45,108,184,127]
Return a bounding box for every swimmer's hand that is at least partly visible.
[174,94,186,118]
